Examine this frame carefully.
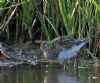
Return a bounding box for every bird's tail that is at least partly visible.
[75,38,91,45]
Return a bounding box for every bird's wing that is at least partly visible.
[51,36,75,49]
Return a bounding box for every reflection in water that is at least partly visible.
[58,74,80,83]
[44,68,80,83]
[0,66,45,83]
[0,66,100,83]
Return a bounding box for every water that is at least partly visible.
[0,65,100,83]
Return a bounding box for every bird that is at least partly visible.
[40,35,91,63]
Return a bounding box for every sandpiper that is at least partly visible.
[40,36,91,62]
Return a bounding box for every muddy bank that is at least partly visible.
[0,41,45,67]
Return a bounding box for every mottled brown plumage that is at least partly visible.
[40,36,90,61]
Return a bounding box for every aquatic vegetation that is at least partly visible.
[0,0,100,61]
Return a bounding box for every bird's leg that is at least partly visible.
[73,56,79,76]
[72,56,79,70]
[65,59,71,68]
[63,59,70,69]
[67,59,71,66]
[63,60,67,69]
[75,53,84,67]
